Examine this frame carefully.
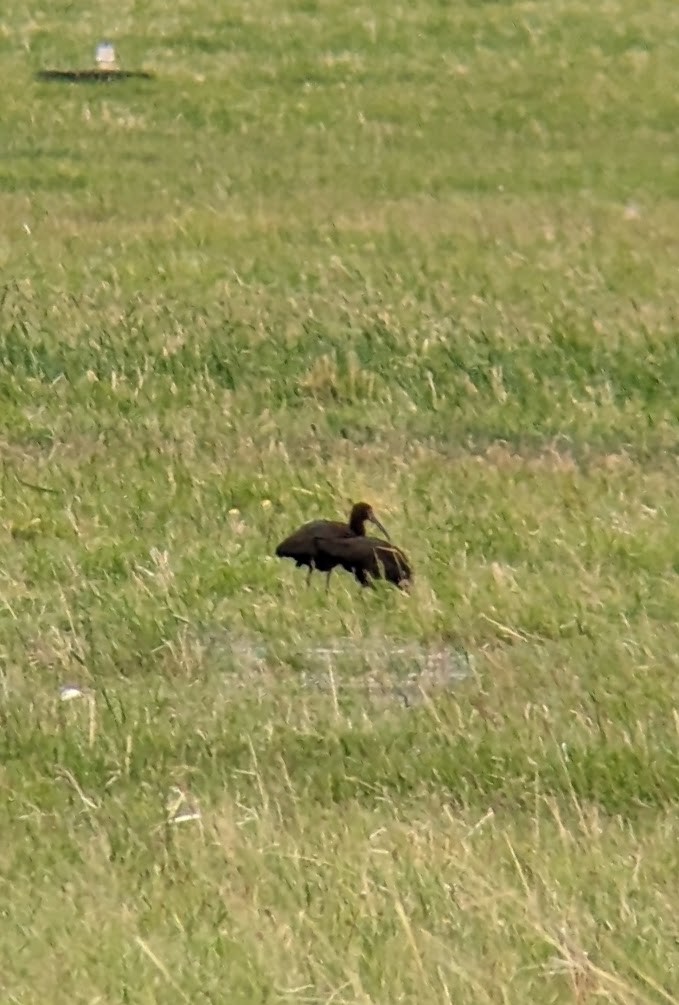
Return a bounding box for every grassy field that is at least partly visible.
[2,0,679,1000]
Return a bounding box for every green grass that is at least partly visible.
[2,0,679,1000]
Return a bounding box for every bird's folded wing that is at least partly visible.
[313,536,391,560]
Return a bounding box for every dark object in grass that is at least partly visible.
[276,501,387,591]
[313,533,412,591]
[35,69,154,83]
[275,501,412,591]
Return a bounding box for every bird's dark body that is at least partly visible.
[275,519,359,574]
[313,534,412,589]
[275,501,412,591]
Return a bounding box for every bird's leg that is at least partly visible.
[325,570,332,593]
[306,565,313,587]
[355,568,374,589]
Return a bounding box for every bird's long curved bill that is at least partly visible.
[370,515,390,540]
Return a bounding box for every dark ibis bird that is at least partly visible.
[313,533,412,591]
[275,501,392,591]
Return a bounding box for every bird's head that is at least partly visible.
[350,501,390,539]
